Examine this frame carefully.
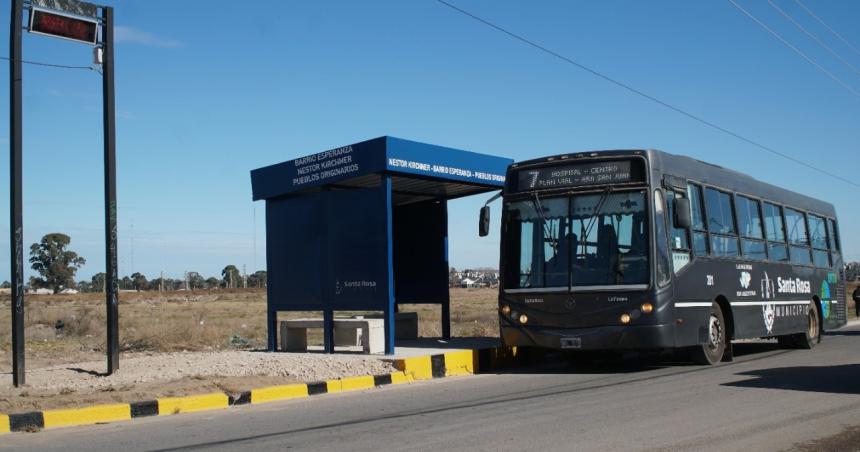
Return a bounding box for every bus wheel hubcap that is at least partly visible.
[709,315,722,350]
[808,310,817,338]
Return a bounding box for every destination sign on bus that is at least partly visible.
[516,160,641,191]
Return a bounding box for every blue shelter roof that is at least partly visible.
[250,136,513,204]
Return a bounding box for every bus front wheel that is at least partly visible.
[691,302,726,365]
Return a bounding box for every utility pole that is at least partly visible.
[9,0,24,387]
[103,4,119,376]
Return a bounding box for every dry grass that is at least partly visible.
[401,288,498,337]
[0,288,500,372]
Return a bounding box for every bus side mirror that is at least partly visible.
[673,198,692,229]
[479,206,490,237]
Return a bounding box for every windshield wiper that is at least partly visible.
[532,192,557,257]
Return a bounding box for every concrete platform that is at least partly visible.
[386,337,501,359]
[299,337,501,359]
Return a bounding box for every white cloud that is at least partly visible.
[115,26,182,48]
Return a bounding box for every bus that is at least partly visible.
[480,149,846,364]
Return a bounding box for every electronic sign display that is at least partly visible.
[29,7,98,45]
[516,160,645,191]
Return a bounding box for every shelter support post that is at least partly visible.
[384,175,395,354]
[324,310,334,353]
[267,310,277,351]
[442,199,451,340]
[442,299,451,340]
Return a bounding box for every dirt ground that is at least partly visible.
[0,351,397,413]
[0,288,497,413]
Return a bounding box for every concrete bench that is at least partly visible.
[364,312,418,340]
[279,318,385,354]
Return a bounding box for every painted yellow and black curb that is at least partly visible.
[1,345,530,434]
[395,346,532,380]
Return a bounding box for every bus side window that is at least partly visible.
[735,195,766,260]
[809,214,829,268]
[704,187,740,257]
[828,218,841,252]
[665,190,691,272]
[827,218,841,265]
[785,207,812,266]
[763,202,789,262]
[687,184,708,256]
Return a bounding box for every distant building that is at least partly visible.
[452,269,499,288]
[846,262,860,282]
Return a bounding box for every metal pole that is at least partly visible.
[9,0,24,387]
[383,175,395,354]
[102,6,119,375]
[441,199,451,340]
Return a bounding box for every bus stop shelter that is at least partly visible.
[251,136,512,354]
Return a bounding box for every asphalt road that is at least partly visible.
[4,326,860,452]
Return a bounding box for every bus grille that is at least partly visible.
[836,268,847,323]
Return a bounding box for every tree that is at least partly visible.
[131,272,148,291]
[120,276,133,290]
[205,277,220,289]
[167,278,182,291]
[91,272,106,292]
[221,265,241,289]
[248,270,267,288]
[187,272,204,291]
[77,280,92,292]
[149,277,166,291]
[29,233,86,294]
[1,281,10,289]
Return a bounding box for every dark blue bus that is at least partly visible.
[483,150,846,364]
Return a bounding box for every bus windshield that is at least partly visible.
[504,190,649,290]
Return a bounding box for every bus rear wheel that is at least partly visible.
[691,302,726,365]
[777,301,820,349]
[794,302,820,349]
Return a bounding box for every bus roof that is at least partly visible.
[649,149,836,217]
[509,149,836,217]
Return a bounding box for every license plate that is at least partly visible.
[561,337,581,349]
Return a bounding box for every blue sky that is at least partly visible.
[0,0,858,282]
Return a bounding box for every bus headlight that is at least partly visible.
[518,314,529,324]
[620,313,631,324]
[641,303,653,314]
[501,305,511,315]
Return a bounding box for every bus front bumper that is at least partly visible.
[501,322,675,350]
